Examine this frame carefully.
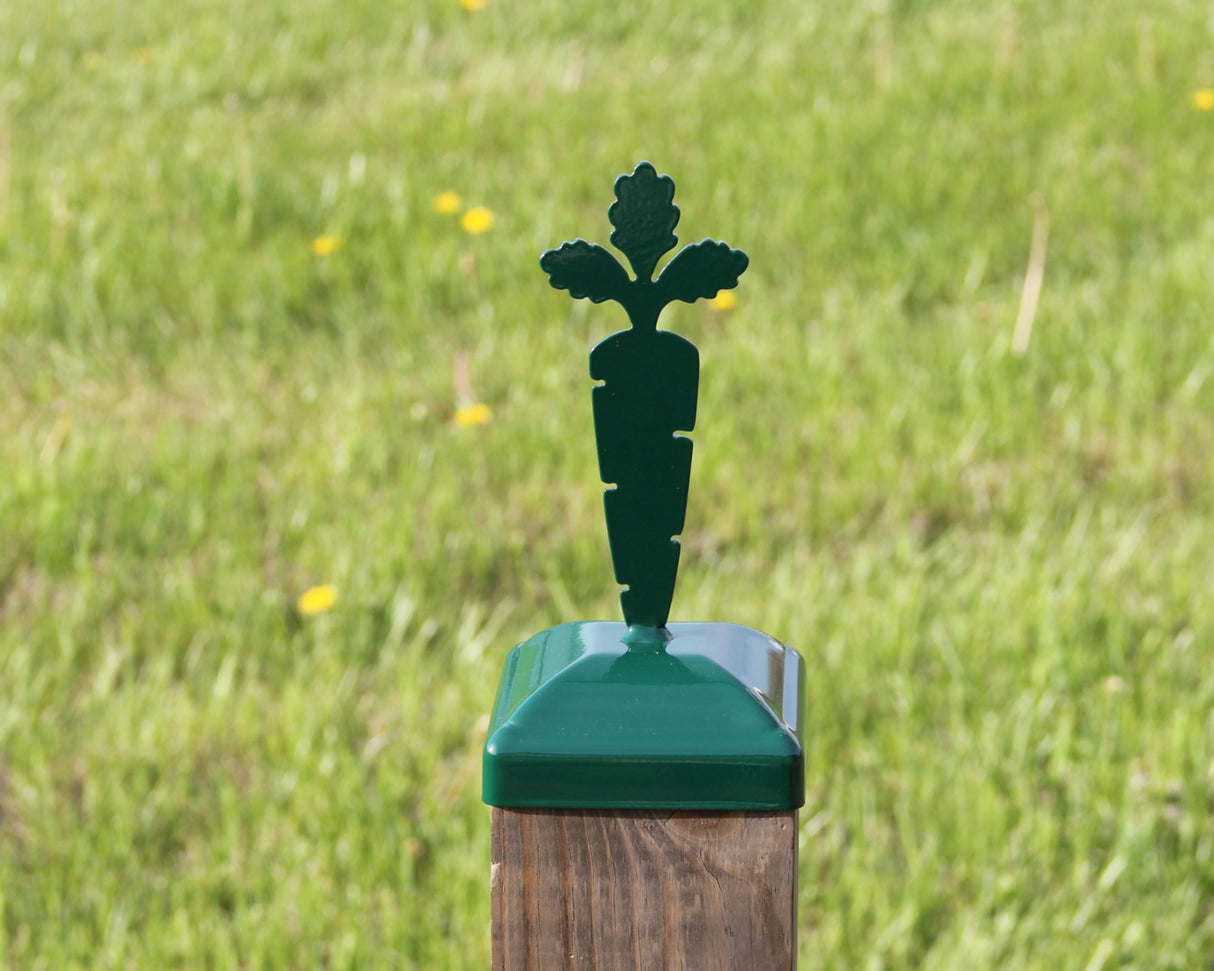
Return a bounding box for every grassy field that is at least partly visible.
[3,0,1214,967]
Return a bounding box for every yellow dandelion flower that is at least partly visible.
[461,0,487,10]
[433,191,463,214]
[710,290,738,311]
[312,234,341,256]
[453,402,493,426]
[297,584,337,615]
[461,206,495,235]
[1194,87,1214,111]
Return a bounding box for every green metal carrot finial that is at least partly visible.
[540,162,748,631]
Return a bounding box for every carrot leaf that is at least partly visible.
[656,239,749,304]
[607,162,680,282]
[540,240,631,303]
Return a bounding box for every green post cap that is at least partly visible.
[482,622,804,810]
[482,163,803,811]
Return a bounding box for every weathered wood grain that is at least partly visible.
[491,807,798,970]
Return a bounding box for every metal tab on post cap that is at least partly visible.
[540,162,748,630]
[482,621,804,810]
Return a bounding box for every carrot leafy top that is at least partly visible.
[540,162,748,331]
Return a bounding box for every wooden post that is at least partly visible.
[491,808,798,971]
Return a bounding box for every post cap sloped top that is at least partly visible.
[482,622,805,810]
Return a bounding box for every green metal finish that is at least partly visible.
[482,622,804,810]
[480,163,803,811]
[541,162,748,629]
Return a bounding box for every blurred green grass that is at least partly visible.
[3,0,1214,967]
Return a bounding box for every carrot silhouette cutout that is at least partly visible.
[540,162,748,629]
